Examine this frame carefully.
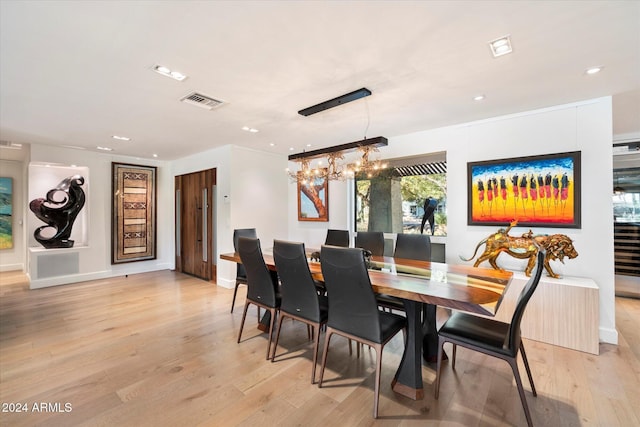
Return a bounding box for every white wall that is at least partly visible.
[288,97,617,344]
[171,144,288,289]
[27,144,172,286]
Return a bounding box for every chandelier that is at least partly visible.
[287,137,388,183]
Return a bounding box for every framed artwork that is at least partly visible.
[0,177,13,249]
[467,151,581,228]
[112,163,157,263]
[298,175,329,222]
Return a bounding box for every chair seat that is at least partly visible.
[378,311,406,343]
[376,294,405,311]
[439,312,515,357]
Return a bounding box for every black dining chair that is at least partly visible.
[236,237,281,360]
[318,245,406,419]
[271,240,328,383]
[231,228,257,313]
[324,229,350,247]
[435,250,546,427]
[393,233,431,261]
[377,233,434,313]
[355,231,385,256]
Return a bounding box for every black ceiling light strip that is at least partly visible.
[298,88,372,117]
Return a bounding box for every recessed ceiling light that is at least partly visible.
[242,126,259,133]
[96,146,113,151]
[586,66,603,75]
[289,147,295,151]
[473,95,485,101]
[269,143,275,147]
[306,144,312,147]
[152,64,188,81]
[153,154,158,158]
[489,35,512,57]
[112,135,131,141]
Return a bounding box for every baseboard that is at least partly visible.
[0,263,24,272]
[216,277,235,289]
[599,327,619,345]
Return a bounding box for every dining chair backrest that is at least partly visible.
[237,237,278,307]
[273,240,322,322]
[233,228,257,279]
[324,229,350,247]
[355,231,384,256]
[394,233,431,261]
[506,250,545,353]
[320,245,383,343]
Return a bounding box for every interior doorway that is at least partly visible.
[175,168,216,281]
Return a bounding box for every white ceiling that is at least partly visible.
[1,1,639,161]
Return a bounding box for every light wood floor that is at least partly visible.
[0,270,638,426]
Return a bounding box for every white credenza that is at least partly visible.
[492,272,600,355]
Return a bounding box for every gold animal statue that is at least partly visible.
[460,220,578,278]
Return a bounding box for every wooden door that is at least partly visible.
[175,169,216,280]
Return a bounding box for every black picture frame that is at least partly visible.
[467,151,581,228]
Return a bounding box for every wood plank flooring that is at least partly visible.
[0,270,638,426]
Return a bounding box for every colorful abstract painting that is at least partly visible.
[467,151,581,228]
[112,163,157,263]
[0,177,12,249]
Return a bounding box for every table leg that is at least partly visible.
[422,304,439,363]
[391,300,424,400]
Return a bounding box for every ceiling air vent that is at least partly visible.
[180,92,224,110]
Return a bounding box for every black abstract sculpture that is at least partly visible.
[420,197,438,235]
[29,174,86,248]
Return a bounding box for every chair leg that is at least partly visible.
[311,323,321,384]
[507,357,534,427]
[237,301,250,343]
[519,342,537,396]
[230,282,241,313]
[271,312,286,361]
[318,329,333,388]
[373,344,383,419]
[266,308,277,360]
[452,343,457,370]
[435,336,446,399]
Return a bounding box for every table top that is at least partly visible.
[219,251,513,317]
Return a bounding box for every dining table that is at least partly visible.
[220,249,513,400]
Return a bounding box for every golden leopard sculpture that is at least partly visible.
[460,221,578,278]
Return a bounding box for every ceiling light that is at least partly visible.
[269,143,275,147]
[152,64,188,81]
[586,66,603,75]
[153,154,158,158]
[242,126,259,133]
[112,135,131,141]
[473,95,485,101]
[96,146,113,151]
[489,35,512,57]
[298,88,372,116]
[289,147,295,151]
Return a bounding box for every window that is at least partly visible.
[355,153,447,236]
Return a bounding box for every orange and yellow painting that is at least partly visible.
[467,151,581,228]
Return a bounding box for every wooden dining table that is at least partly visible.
[220,250,513,400]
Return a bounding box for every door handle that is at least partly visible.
[202,188,208,262]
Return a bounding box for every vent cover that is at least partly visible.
[180,92,224,110]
